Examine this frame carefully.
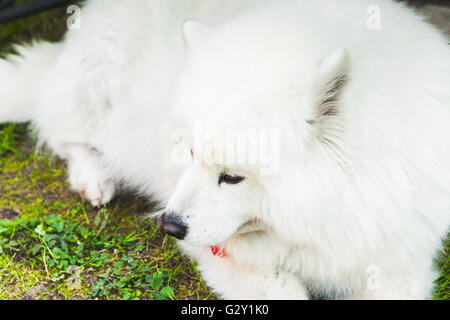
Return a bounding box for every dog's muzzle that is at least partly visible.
[158,213,188,240]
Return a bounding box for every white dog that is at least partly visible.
[1,0,449,299]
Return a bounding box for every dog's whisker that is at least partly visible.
[145,208,165,221]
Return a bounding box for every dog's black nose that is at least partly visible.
[158,213,188,240]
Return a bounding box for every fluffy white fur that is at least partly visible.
[1,0,449,299]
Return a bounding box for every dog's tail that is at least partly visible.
[0,41,62,123]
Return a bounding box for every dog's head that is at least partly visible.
[159,164,265,245]
[159,12,352,246]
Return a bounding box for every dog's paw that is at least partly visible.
[69,160,116,207]
[77,178,116,207]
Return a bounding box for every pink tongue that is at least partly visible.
[210,245,227,258]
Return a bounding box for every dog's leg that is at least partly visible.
[62,143,116,207]
[356,262,437,299]
[180,244,309,299]
[262,271,309,300]
[210,261,308,299]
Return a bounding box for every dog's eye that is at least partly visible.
[218,172,245,185]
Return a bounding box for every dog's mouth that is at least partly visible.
[205,219,265,258]
[209,219,266,245]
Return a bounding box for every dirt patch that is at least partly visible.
[24,284,46,300]
[70,294,90,300]
[0,208,21,219]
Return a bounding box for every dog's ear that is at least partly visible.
[308,48,350,126]
[308,48,352,169]
[182,19,215,47]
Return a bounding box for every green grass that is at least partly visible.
[0,211,175,300]
[0,124,22,157]
[434,238,450,300]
